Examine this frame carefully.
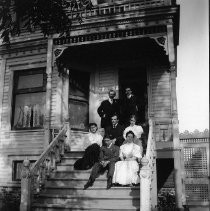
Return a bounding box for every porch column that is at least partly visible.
[0,58,6,131]
[167,24,184,210]
[62,70,71,150]
[44,38,53,149]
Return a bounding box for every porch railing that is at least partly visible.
[69,0,175,20]
[19,125,67,211]
[140,118,157,211]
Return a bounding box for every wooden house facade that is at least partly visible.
[0,0,186,210]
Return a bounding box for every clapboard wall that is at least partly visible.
[0,42,49,185]
[148,66,173,142]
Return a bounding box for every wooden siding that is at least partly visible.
[149,67,173,142]
[150,68,171,118]
[9,30,45,44]
[0,48,47,185]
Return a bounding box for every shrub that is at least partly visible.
[158,188,176,210]
[0,187,20,211]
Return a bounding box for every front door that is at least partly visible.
[69,70,90,131]
[119,67,148,125]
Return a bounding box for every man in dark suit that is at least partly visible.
[84,135,120,190]
[105,114,125,147]
[97,89,120,128]
[122,87,139,126]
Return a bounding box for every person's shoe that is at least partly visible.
[83,178,94,190]
[107,177,112,189]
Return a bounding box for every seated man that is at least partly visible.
[105,114,125,147]
[83,135,120,190]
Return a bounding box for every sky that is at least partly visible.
[176,0,209,132]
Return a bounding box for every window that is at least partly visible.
[12,160,36,181]
[12,69,46,130]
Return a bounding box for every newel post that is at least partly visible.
[20,160,31,211]
[140,156,151,211]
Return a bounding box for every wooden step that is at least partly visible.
[42,186,140,197]
[56,163,92,172]
[51,170,106,179]
[32,150,140,211]
[46,178,140,189]
[32,203,140,211]
[46,178,110,188]
[60,157,80,165]
[64,151,84,157]
[56,164,75,171]
[35,194,140,206]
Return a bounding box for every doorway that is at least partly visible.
[119,67,148,125]
[69,69,90,131]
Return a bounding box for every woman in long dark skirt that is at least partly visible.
[74,123,103,170]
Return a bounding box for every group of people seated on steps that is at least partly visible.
[74,88,148,190]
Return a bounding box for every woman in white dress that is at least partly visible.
[123,115,143,153]
[113,130,142,185]
[74,123,103,170]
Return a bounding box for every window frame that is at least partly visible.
[12,160,36,181]
[11,68,46,130]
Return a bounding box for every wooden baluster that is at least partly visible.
[39,162,46,191]
[55,144,61,163]
[36,169,41,194]
[50,150,56,170]
[45,157,51,178]
[59,136,65,157]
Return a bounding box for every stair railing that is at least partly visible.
[19,124,67,211]
[140,118,156,211]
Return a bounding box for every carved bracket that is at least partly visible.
[152,36,168,55]
[53,47,69,77]
[54,47,68,60]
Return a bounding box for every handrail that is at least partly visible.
[180,137,209,143]
[31,125,67,174]
[20,124,67,211]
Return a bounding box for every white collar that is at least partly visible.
[109,98,113,104]
[107,143,113,148]
[113,123,118,128]
[127,94,132,99]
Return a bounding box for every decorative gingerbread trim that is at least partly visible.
[53,47,68,60]
[53,25,167,46]
[152,36,168,55]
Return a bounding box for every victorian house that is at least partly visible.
[0,0,183,210]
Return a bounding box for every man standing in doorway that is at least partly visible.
[122,87,139,126]
[97,89,120,129]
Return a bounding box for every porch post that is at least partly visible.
[62,70,71,150]
[44,38,53,149]
[0,58,6,131]
[167,24,184,210]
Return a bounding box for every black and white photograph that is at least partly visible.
[0,0,209,210]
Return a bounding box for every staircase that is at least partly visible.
[32,151,140,211]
